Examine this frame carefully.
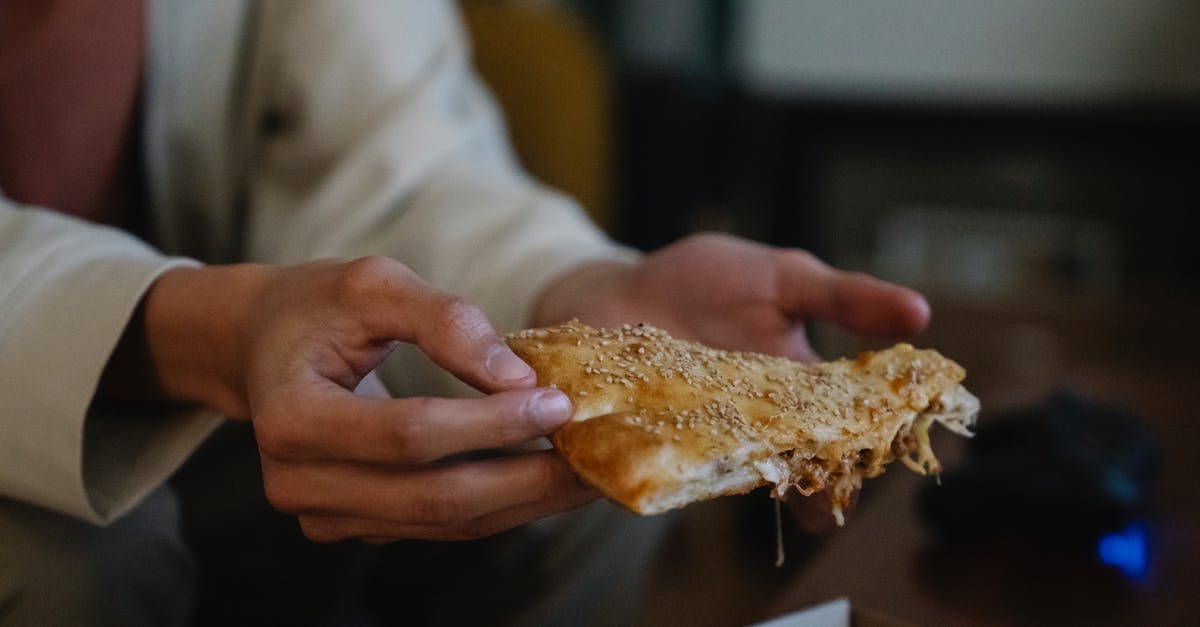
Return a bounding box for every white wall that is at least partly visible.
[733,0,1200,106]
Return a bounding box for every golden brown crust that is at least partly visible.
[506,320,976,515]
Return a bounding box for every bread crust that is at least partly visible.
[506,320,976,515]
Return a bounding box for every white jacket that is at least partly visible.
[0,0,630,525]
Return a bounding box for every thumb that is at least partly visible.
[345,256,536,393]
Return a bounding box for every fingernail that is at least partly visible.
[530,390,572,430]
[487,345,534,382]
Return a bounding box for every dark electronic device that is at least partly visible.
[919,392,1160,553]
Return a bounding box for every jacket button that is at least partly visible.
[260,106,294,136]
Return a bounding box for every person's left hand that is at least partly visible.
[533,232,929,361]
[531,232,932,530]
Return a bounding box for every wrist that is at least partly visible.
[140,263,271,418]
[529,259,637,328]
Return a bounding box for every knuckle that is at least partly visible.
[679,231,739,253]
[686,231,726,246]
[253,408,301,461]
[528,453,566,499]
[299,517,343,543]
[388,407,429,463]
[428,295,489,344]
[336,255,400,302]
[779,248,821,270]
[254,426,290,460]
[505,397,540,441]
[252,415,289,458]
[262,474,304,514]
[410,492,471,526]
[455,519,508,541]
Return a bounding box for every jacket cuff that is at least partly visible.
[0,218,220,523]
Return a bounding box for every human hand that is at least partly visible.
[140,256,598,542]
[533,232,930,361]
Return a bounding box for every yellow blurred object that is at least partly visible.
[459,0,615,233]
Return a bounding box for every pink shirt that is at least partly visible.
[0,0,145,228]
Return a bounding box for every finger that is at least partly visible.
[774,250,930,337]
[256,385,572,464]
[264,450,595,529]
[298,480,600,542]
[336,256,535,392]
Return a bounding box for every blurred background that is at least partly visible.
[460,1,1199,625]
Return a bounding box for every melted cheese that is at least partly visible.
[758,387,979,529]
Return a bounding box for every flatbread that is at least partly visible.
[506,320,978,520]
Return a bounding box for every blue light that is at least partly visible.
[1096,522,1150,580]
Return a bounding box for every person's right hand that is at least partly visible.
[133,256,598,542]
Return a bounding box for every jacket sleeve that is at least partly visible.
[240,0,637,397]
[0,201,222,524]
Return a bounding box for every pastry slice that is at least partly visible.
[506,320,978,522]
